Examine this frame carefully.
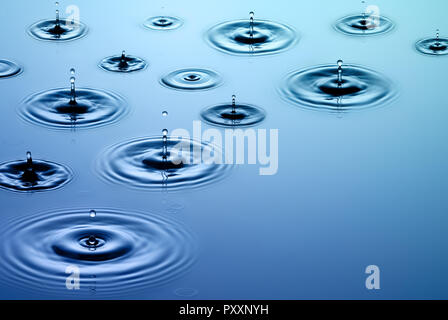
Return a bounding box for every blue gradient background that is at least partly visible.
[0,0,447,299]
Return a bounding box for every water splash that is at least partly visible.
[334,11,394,36]
[99,51,148,73]
[0,208,196,297]
[28,2,88,41]
[279,61,397,112]
[143,16,183,30]
[415,29,448,56]
[160,68,223,91]
[96,135,231,191]
[206,12,298,55]
[0,152,73,192]
[200,95,266,127]
[0,59,22,78]
[19,69,128,130]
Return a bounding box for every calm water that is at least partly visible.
[0,0,448,299]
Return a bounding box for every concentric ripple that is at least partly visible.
[161,68,223,91]
[415,37,448,56]
[0,208,196,297]
[143,16,183,30]
[279,64,397,112]
[201,103,266,127]
[28,19,88,41]
[0,158,72,192]
[206,19,298,55]
[99,53,147,73]
[96,136,231,191]
[0,59,22,78]
[19,88,128,130]
[334,14,395,36]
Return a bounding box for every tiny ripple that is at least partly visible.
[161,68,223,91]
[0,59,22,78]
[144,16,183,30]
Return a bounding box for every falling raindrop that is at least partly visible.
[90,210,97,218]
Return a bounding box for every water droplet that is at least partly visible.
[55,2,60,24]
[162,129,169,136]
[90,210,96,218]
[26,151,33,167]
[337,60,343,84]
[88,235,98,246]
[69,69,76,104]
[231,95,236,113]
[436,29,440,41]
[162,111,168,117]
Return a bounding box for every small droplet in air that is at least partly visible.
[69,68,76,104]
[89,210,96,218]
[162,129,168,159]
[55,2,60,24]
[26,151,33,167]
[436,29,440,41]
[337,60,343,84]
[231,95,237,113]
[162,111,168,117]
[249,11,255,36]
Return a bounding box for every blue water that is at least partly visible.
[0,0,448,299]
